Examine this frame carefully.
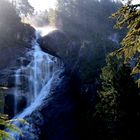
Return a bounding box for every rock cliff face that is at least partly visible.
[40,71,81,140]
[0,23,35,115]
[39,30,69,59]
[1,5,96,139]
[37,31,98,140]
[0,28,97,140]
[14,70,81,140]
[0,24,35,70]
[38,30,81,73]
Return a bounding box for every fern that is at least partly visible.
[0,113,28,140]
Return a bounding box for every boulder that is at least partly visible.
[38,30,81,73]
[38,30,70,59]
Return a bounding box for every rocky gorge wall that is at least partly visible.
[0,23,35,115]
[0,28,97,140]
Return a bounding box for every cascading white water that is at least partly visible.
[27,38,54,101]
[16,73,55,119]
[13,30,59,116]
[10,30,61,139]
[14,69,22,115]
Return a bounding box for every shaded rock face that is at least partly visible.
[0,27,98,140]
[15,70,81,140]
[38,32,99,140]
[40,71,81,140]
[0,24,35,70]
[0,54,31,87]
[0,47,26,70]
[39,30,81,73]
[0,67,29,118]
[0,23,35,116]
[39,30,69,59]
[4,93,27,117]
[0,35,36,118]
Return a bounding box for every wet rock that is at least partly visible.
[0,69,15,87]
[40,71,80,140]
[13,69,81,140]
[8,74,29,88]
[17,95,27,113]
[17,57,30,67]
[4,93,15,117]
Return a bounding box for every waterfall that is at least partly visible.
[14,69,22,115]
[13,30,58,116]
[27,37,54,103]
[11,30,61,139]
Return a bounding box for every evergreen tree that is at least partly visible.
[50,0,125,82]
[17,0,34,17]
[112,0,140,79]
[56,0,123,41]
[95,55,140,139]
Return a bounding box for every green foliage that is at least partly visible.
[31,10,49,27]
[0,114,28,140]
[78,36,118,82]
[0,0,22,42]
[16,0,34,17]
[0,0,20,26]
[94,55,140,139]
[0,90,27,140]
[0,0,35,70]
[50,0,125,82]
[48,9,57,26]
[112,1,140,76]
[55,0,123,41]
